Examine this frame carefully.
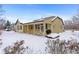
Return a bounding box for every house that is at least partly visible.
[23,16,64,35]
[14,19,23,32]
[11,23,15,31]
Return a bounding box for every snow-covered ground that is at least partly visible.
[0,30,79,54]
[46,31,79,54]
[0,31,48,54]
[48,30,79,41]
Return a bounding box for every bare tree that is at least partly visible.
[46,38,79,54]
[0,4,6,30]
[64,11,79,31]
[4,40,26,54]
[71,15,79,31]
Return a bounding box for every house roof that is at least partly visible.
[52,16,64,25]
[24,16,56,24]
[24,16,64,25]
[33,16,56,22]
[15,19,24,25]
[15,19,20,25]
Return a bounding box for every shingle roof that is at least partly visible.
[24,16,61,24]
[42,16,56,20]
[34,16,56,22]
[25,16,56,24]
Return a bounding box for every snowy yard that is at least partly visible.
[48,30,79,41]
[0,31,48,54]
[0,30,79,54]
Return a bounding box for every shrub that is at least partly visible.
[0,31,2,35]
[46,29,51,35]
[4,40,26,54]
[46,39,79,54]
[0,39,2,47]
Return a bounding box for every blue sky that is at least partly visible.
[2,4,79,23]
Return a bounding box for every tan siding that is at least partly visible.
[51,17,64,33]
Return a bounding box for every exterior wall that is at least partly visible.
[14,25,17,32]
[15,23,23,33]
[23,24,27,33]
[51,17,64,33]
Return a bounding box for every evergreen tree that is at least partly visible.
[6,20,11,26]
[5,20,11,30]
[15,19,20,25]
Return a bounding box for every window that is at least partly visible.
[17,26,19,30]
[35,24,37,29]
[40,24,44,32]
[48,24,51,29]
[46,24,47,29]
[20,26,22,30]
[38,24,40,29]
[45,23,51,30]
[25,25,27,30]
[28,25,33,30]
[35,24,40,30]
[30,25,33,29]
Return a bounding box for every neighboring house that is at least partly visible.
[23,16,64,35]
[14,19,23,32]
[10,23,15,31]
